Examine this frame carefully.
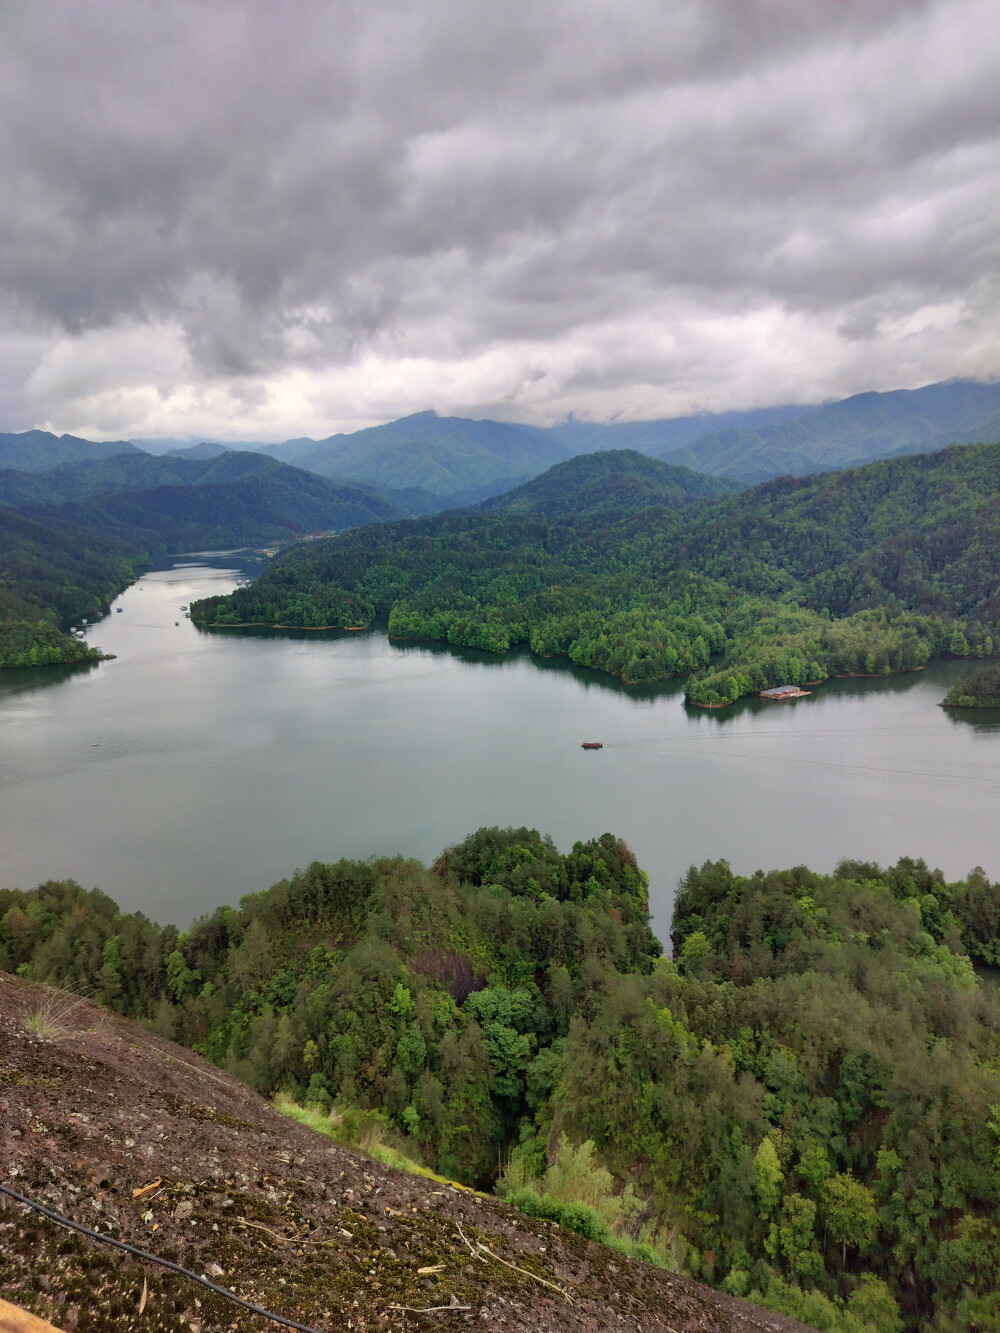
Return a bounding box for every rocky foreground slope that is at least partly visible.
[0,975,812,1333]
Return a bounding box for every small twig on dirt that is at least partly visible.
[236,1218,335,1247]
[386,1302,471,1315]
[477,1242,573,1302]
[453,1222,573,1303]
[454,1222,484,1262]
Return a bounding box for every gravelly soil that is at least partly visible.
[0,975,814,1333]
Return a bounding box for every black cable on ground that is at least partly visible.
[0,1181,327,1333]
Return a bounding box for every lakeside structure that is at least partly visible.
[760,684,811,701]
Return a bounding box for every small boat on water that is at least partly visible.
[581,741,603,750]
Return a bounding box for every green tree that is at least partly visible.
[822,1172,878,1263]
[754,1137,784,1218]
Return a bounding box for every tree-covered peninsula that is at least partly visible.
[943,664,1000,708]
[192,442,1000,706]
[4,828,1000,1331]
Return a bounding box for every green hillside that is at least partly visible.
[5,828,1000,1330]
[35,475,412,552]
[193,442,1000,700]
[294,411,570,495]
[0,429,143,472]
[484,449,742,520]
[0,451,440,670]
[658,380,1000,481]
[0,507,148,667]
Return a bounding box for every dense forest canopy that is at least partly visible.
[0,506,149,668]
[193,442,1000,705]
[4,828,1000,1331]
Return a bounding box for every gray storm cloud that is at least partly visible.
[0,0,997,437]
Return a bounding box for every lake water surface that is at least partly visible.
[2,556,998,940]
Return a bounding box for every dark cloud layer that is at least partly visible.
[0,0,996,437]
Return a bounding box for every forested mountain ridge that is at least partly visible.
[0,448,297,506]
[285,410,570,497]
[4,827,1000,1330]
[482,449,742,520]
[193,441,1000,704]
[657,379,1000,482]
[547,404,810,455]
[0,449,422,524]
[0,428,143,472]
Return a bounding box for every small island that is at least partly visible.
[943,663,1000,708]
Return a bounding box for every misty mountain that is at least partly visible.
[545,404,809,455]
[656,379,1000,481]
[0,430,143,472]
[267,411,570,496]
[164,441,232,459]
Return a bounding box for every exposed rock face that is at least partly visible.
[0,975,812,1332]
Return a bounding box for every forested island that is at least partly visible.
[4,827,1000,1332]
[943,664,1000,709]
[193,442,1000,706]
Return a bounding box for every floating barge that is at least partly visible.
[581,741,604,749]
[760,684,811,701]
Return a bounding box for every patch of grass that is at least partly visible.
[23,988,85,1041]
[498,1135,680,1270]
[274,1095,481,1193]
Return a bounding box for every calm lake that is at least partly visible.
[2,555,999,940]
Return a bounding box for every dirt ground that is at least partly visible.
[0,975,813,1333]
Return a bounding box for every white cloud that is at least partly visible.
[0,0,996,439]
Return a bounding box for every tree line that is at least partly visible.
[3,826,1000,1330]
[192,442,1000,705]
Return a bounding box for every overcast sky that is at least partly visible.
[1,0,997,441]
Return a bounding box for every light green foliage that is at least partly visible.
[846,1275,903,1333]
[753,1137,784,1217]
[677,930,710,975]
[797,1141,831,1192]
[766,1192,821,1278]
[822,1174,878,1256]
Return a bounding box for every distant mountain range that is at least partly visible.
[0,430,142,472]
[0,451,431,552]
[654,379,1000,481]
[3,378,999,509]
[257,410,569,498]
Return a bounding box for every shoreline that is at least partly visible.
[193,617,976,710]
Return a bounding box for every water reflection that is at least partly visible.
[1,558,998,937]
